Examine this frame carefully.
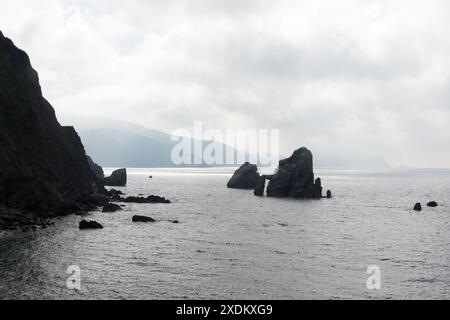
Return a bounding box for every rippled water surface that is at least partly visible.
[0,168,449,299]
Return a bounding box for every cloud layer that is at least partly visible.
[1,0,450,167]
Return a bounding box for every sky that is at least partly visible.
[1,0,450,167]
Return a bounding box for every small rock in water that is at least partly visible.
[102,203,122,212]
[427,201,438,207]
[326,190,332,198]
[79,220,103,229]
[172,220,179,224]
[117,195,170,204]
[132,215,155,223]
[108,189,124,196]
[149,176,153,179]
[413,203,422,211]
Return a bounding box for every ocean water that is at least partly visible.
[0,168,449,300]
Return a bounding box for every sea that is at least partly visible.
[0,167,449,299]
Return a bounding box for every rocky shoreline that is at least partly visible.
[0,31,173,233]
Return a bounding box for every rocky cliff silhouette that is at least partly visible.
[0,31,106,229]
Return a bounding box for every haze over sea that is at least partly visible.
[0,167,449,299]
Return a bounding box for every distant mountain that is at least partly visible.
[58,114,389,169]
[58,114,244,168]
[58,114,171,143]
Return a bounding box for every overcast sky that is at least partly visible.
[1,0,450,167]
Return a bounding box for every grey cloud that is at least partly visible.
[1,0,450,167]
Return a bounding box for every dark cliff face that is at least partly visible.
[86,155,105,180]
[0,31,103,217]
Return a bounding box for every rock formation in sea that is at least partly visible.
[414,203,422,211]
[0,31,107,230]
[102,203,122,213]
[79,220,104,229]
[266,147,325,198]
[104,168,127,186]
[132,215,156,223]
[254,176,267,196]
[111,195,171,204]
[227,162,260,189]
[427,201,438,208]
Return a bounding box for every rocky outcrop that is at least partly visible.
[312,178,323,199]
[102,203,122,212]
[79,220,103,229]
[266,147,325,198]
[427,201,438,208]
[326,190,332,198]
[414,203,422,211]
[87,156,104,180]
[112,195,171,204]
[132,215,155,223]
[106,189,124,197]
[227,162,260,189]
[104,168,127,186]
[0,31,105,229]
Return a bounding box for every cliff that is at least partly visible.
[0,31,105,229]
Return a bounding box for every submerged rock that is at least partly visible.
[132,215,155,223]
[267,147,326,198]
[227,162,260,189]
[79,220,103,229]
[413,203,422,211]
[105,168,127,187]
[102,203,122,212]
[427,201,438,208]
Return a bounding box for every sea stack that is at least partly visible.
[0,31,106,229]
[266,147,326,198]
[227,162,260,189]
[105,168,127,187]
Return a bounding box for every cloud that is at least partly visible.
[1,0,450,167]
